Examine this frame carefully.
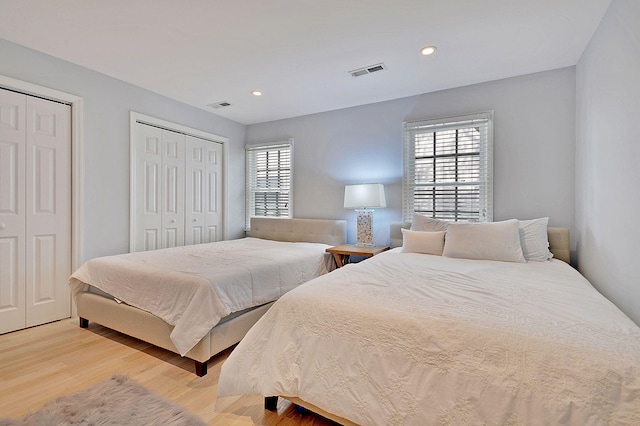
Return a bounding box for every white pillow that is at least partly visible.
[443,219,526,263]
[401,229,445,255]
[410,214,449,232]
[519,217,553,261]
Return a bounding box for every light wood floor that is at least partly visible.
[0,318,337,425]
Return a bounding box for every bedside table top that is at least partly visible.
[326,244,390,257]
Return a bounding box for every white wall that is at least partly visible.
[247,68,576,247]
[0,38,247,262]
[576,0,640,325]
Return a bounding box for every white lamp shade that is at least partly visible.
[344,183,386,209]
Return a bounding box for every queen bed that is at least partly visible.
[70,217,346,376]
[217,218,640,424]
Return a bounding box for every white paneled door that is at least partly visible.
[0,89,26,333]
[161,130,186,248]
[0,88,71,334]
[185,136,222,245]
[132,122,223,252]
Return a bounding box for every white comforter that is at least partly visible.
[69,237,332,356]
[218,249,640,425]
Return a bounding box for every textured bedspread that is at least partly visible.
[218,249,640,425]
[70,237,332,355]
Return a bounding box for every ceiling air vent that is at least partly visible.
[349,63,387,77]
[208,101,231,109]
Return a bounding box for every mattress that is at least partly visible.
[70,237,333,355]
[218,249,640,425]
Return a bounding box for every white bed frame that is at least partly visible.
[76,217,346,376]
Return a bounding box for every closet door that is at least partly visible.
[133,124,163,251]
[0,89,71,333]
[133,125,186,251]
[25,96,71,327]
[185,136,223,245]
[131,117,225,252]
[161,130,185,248]
[0,90,27,333]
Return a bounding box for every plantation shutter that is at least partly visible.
[403,112,493,222]
[245,139,293,230]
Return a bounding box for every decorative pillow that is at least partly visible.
[401,229,445,255]
[519,217,553,261]
[410,214,449,232]
[442,219,526,262]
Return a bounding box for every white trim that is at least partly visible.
[244,139,293,150]
[129,111,229,248]
[131,111,229,143]
[0,75,84,271]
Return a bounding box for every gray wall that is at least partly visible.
[0,38,246,262]
[5,11,637,326]
[247,68,576,247]
[576,0,640,325]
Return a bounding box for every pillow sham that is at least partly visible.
[410,214,449,232]
[442,219,526,263]
[401,229,445,255]
[519,217,553,261]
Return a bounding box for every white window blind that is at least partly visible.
[245,139,293,230]
[403,112,493,222]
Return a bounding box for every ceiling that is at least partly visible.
[0,0,612,125]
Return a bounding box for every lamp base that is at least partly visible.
[355,209,374,247]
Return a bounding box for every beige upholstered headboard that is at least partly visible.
[390,222,571,264]
[546,227,570,264]
[389,222,411,249]
[250,217,347,246]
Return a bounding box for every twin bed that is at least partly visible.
[70,217,347,376]
[217,218,640,425]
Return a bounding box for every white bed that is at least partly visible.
[70,217,346,376]
[217,220,640,424]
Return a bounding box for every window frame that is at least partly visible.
[402,111,493,223]
[245,139,293,230]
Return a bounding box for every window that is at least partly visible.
[245,139,293,229]
[403,112,493,222]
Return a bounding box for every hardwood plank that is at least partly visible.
[0,318,338,425]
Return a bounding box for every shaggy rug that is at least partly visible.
[0,374,206,425]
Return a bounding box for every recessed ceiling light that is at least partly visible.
[420,45,437,56]
[252,90,262,96]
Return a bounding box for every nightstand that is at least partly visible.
[326,244,390,268]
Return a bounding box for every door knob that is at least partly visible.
[0,223,5,230]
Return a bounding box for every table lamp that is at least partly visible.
[344,183,386,246]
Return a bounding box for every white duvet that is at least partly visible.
[218,249,640,425]
[69,237,332,356]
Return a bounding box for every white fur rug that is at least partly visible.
[0,374,206,425]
